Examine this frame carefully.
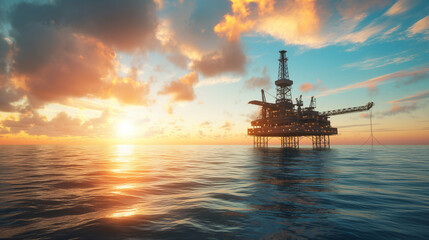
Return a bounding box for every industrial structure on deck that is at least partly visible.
[248,50,374,150]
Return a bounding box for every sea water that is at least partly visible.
[0,145,428,239]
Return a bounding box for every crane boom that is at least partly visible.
[320,102,374,116]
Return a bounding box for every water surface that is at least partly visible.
[0,145,428,239]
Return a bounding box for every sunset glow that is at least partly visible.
[0,0,427,145]
[116,120,136,138]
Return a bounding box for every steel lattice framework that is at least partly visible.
[275,50,293,105]
[248,50,374,150]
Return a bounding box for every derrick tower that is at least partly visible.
[247,50,374,150]
[275,50,293,105]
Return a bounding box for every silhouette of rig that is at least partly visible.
[248,50,374,150]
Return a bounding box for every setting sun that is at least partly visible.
[116,120,136,138]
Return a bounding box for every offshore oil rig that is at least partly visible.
[248,50,374,150]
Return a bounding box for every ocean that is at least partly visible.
[0,145,428,239]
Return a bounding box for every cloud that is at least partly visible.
[384,0,412,16]
[156,1,249,77]
[52,0,158,51]
[158,72,198,102]
[243,109,260,122]
[389,90,429,104]
[0,88,25,112]
[336,23,385,44]
[0,109,113,137]
[317,66,429,97]
[167,54,189,69]
[220,121,232,131]
[6,1,155,108]
[0,35,8,78]
[214,0,274,41]
[254,0,325,48]
[213,0,391,48]
[382,103,418,116]
[337,0,390,20]
[156,9,248,77]
[192,42,246,77]
[378,90,429,117]
[343,52,415,70]
[407,15,429,37]
[199,121,211,127]
[300,79,325,93]
[381,25,401,37]
[196,76,241,87]
[243,66,271,90]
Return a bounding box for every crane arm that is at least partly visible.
[320,102,374,116]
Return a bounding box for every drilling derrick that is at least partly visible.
[248,50,374,150]
[276,50,293,105]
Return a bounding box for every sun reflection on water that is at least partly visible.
[108,145,140,218]
[114,183,137,189]
[109,208,140,218]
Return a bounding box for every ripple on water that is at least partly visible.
[0,145,428,239]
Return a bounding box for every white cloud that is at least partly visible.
[196,76,241,87]
[343,51,415,70]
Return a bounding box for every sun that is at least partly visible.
[116,120,136,138]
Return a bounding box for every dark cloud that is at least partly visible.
[0,88,24,112]
[9,0,158,52]
[0,35,25,112]
[158,72,198,102]
[244,66,271,90]
[193,42,246,77]
[0,35,8,77]
[57,0,158,51]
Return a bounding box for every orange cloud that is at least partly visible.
[214,0,274,41]
[214,0,324,47]
[158,72,198,102]
[384,0,412,16]
[214,14,255,41]
[13,34,150,107]
[407,15,429,37]
[256,0,325,47]
[214,0,395,48]
[299,79,325,93]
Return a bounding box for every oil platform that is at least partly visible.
[248,50,374,150]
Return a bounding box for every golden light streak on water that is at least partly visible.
[109,208,139,218]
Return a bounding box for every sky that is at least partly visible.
[0,0,428,145]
